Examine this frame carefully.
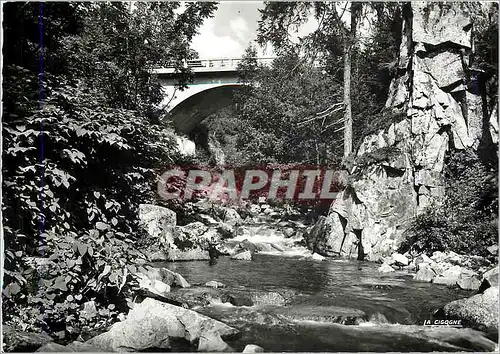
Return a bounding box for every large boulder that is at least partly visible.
[457,273,481,291]
[442,287,499,339]
[273,305,366,325]
[86,298,239,352]
[138,204,176,246]
[174,222,209,249]
[430,261,452,276]
[304,214,355,258]
[205,281,226,289]
[414,264,436,282]
[414,254,435,270]
[432,265,463,286]
[412,2,473,48]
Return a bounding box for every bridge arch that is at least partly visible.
[168,84,244,134]
[156,58,275,134]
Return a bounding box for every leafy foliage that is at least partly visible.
[2,1,216,340]
[399,150,498,257]
[197,48,344,166]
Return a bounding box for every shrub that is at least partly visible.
[2,69,180,339]
[399,149,498,257]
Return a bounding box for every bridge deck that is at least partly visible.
[153,57,275,75]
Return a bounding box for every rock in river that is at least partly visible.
[413,264,436,282]
[442,287,499,339]
[205,280,226,289]
[198,330,233,352]
[243,344,265,353]
[231,250,252,261]
[86,298,239,352]
[378,263,395,273]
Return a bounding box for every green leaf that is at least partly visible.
[52,276,68,291]
[96,222,109,231]
[77,242,88,256]
[6,282,21,296]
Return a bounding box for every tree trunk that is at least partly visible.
[343,45,352,158]
[343,2,361,158]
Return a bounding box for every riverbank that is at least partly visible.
[4,201,498,352]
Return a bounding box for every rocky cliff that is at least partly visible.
[307,3,498,261]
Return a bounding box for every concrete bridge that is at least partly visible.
[155,57,275,134]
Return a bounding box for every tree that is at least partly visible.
[257,2,363,158]
[197,48,344,166]
[60,2,217,115]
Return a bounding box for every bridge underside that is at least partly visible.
[169,84,243,134]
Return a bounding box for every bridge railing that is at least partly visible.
[153,57,323,75]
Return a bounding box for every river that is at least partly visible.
[160,253,495,352]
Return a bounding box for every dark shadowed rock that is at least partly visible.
[2,326,53,352]
[222,293,254,307]
[478,266,499,293]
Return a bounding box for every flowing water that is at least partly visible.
[158,224,497,352]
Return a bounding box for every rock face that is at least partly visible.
[86,298,239,352]
[138,204,176,246]
[308,3,497,261]
[442,287,499,338]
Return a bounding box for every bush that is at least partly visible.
[2,69,180,339]
[399,149,498,257]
